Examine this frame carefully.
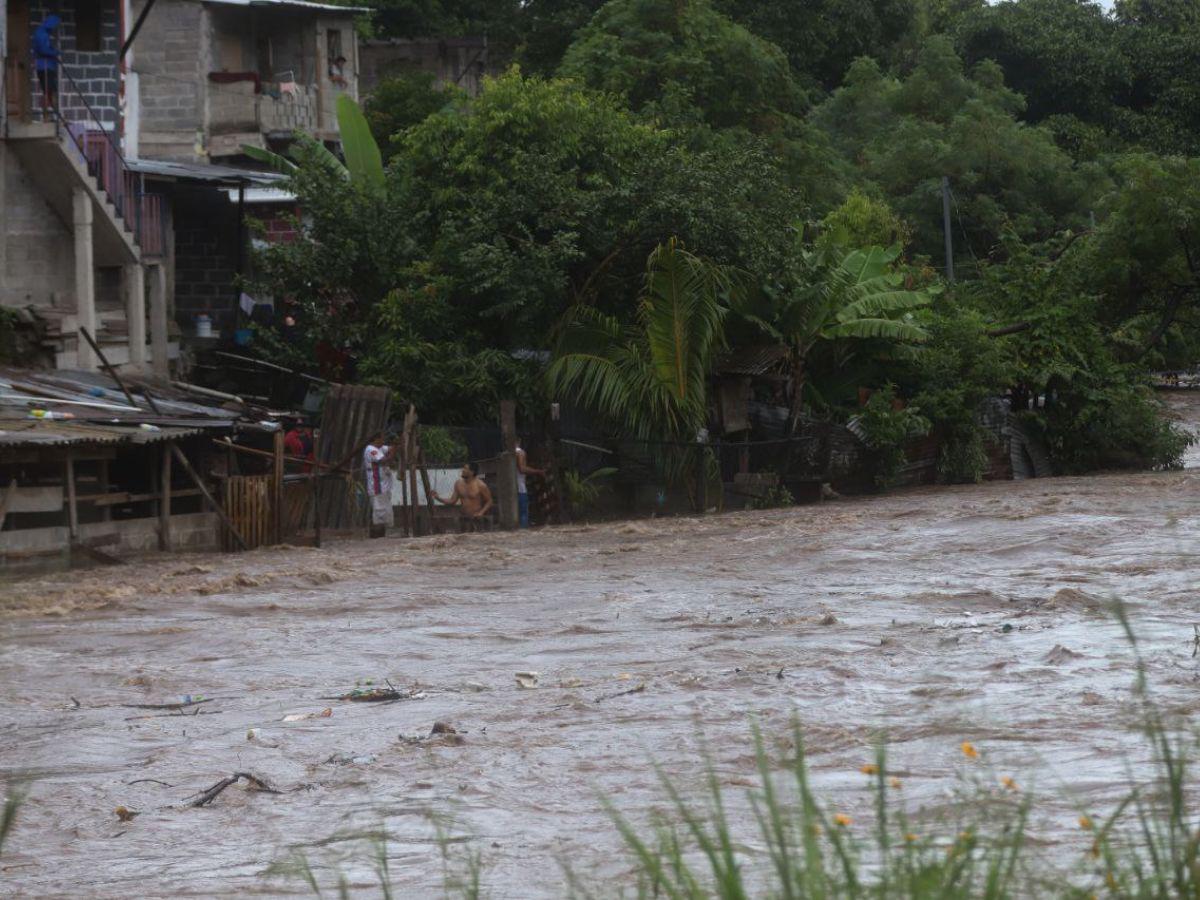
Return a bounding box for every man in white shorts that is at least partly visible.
[363,429,397,538]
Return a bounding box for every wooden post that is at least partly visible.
[0,479,19,532]
[159,443,172,551]
[408,441,420,536]
[416,445,438,535]
[500,399,517,453]
[65,451,79,541]
[98,459,111,523]
[312,430,322,548]
[170,444,248,551]
[272,429,284,545]
[498,399,519,529]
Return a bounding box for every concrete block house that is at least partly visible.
[2,0,362,373]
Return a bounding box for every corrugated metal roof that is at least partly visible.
[127,159,288,186]
[0,421,201,448]
[202,0,370,13]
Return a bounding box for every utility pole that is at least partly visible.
[941,176,955,284]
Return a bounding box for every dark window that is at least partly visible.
[74,1,102,52]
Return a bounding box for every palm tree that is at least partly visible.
[547,238,731,491]
[735,242,934,432]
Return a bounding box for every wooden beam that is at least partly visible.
[312,429,322,548]
[272,429,284,545]
[170,443,248,551]
[79,325,163,415]
[160,444,172,551]
[65,452,79,541]
[0,479,19,532]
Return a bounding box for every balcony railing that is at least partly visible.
[31,56,165,257]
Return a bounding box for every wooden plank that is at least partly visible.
[160,443,171,552]
[0,478,19,531]
[1,485,65,514]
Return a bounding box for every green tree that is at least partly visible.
[714,0,919,91]
[812,37,1095,269]
[363,71,463,162]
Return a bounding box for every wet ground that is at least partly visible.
[3,394,1200,897]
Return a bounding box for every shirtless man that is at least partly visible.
[432,462,493,530]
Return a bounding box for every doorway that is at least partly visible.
[5,0,31,119]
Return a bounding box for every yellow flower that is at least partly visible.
[860,764,879,775]
[961,741,979,759]
[889,776,903,790]
[958,830,973,843]
[904,832,918,843]
[1079,815,1094,831]
[834,813,852,827]
[1001,776,1018,791]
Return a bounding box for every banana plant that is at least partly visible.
[734,242,935,431]
[241,95,385,194]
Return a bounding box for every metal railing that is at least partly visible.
[31,54,165,257]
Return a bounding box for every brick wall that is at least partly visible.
[132,0,206,160]
[29,1,121,128]
[172,186,240,333]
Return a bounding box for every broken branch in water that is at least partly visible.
[122,698,217,711]
[189,772,280,807]
[593,683,646,703]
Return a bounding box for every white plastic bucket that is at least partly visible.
[196,314,212,338]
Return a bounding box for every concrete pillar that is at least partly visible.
[148,263,169,378]
[124,264,147,369]
[73,189,97,371]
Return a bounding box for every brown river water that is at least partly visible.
[3,393,1200,897]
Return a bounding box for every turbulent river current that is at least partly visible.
[4,392,1200,896]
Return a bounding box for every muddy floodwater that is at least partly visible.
[3,396,1200,897]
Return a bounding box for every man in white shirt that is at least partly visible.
[363,430,397,538]
[514,437,544,529]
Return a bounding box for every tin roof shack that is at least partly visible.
[131,0,365,163]
[0,367,283,568]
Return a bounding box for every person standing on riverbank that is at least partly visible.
[514,438,544,528]
[432,462,493,531]
[363,430,396,538]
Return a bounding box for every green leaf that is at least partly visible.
[336,94,386,195]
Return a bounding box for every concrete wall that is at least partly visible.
[360,37,491,98]
[0,144,76,312]
[0,511,219,570]
[132,0,207,161]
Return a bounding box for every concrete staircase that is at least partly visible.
[5,121,140,267]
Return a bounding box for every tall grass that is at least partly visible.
[272,606,1200,896]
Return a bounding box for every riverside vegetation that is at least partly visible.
[246,0,1197,489]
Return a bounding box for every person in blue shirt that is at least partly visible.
[34,15,61,109]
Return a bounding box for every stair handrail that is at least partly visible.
[32,49,154,251]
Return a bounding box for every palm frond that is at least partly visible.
[837,289,932,322]
[241,143,298,176]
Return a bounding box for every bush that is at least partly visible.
[857,386,932,490]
